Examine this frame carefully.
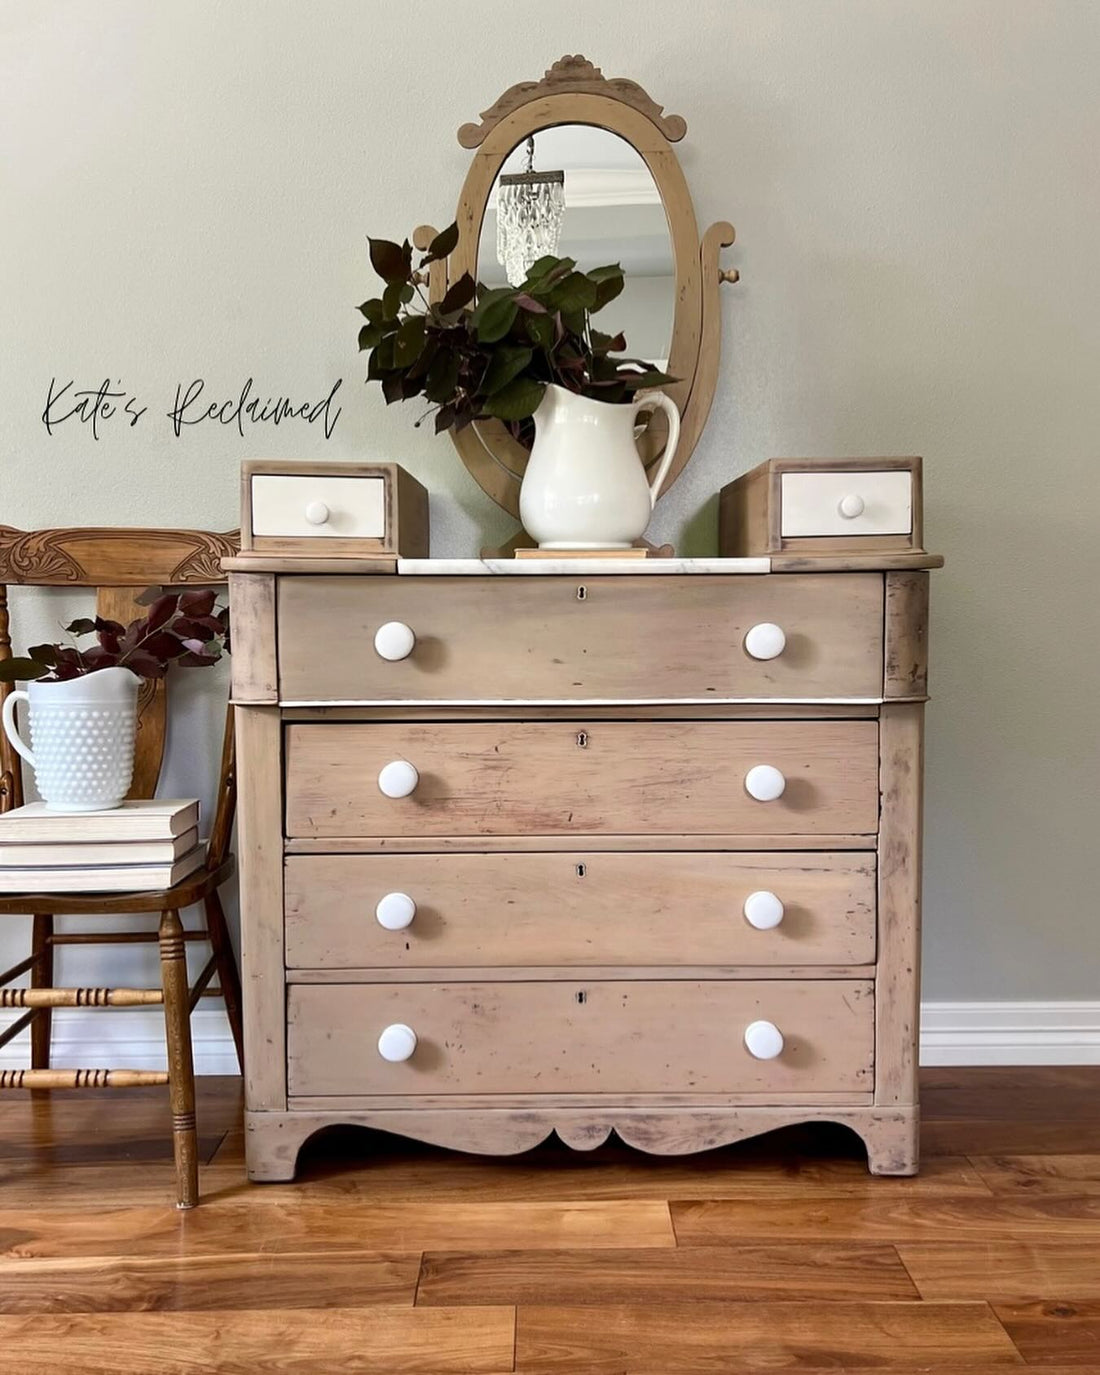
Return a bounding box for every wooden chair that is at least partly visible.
[0,525,243,1207]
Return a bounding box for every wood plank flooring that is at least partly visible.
[1,1068,1099,1372]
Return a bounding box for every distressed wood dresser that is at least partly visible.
[227,550,940,1180]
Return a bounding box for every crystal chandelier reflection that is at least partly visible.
[495,136,566,287]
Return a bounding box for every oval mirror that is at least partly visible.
[416,55,736,525]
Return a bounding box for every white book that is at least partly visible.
[0,844,206,894]
[0,828,200,868]
[0,799,199,843]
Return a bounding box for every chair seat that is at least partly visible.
[0,856,235,915]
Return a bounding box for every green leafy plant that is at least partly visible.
[0,589,230,683]
[356,223,675,438]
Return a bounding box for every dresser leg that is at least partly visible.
[245,1110,312,1182]
[860,1107,920,1176]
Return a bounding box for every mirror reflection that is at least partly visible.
[477,125,676,368]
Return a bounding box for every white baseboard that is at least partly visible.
[919,1000,1100,1065]
[3,1001,1099,1074]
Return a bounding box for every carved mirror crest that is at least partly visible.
[415,55,738,520]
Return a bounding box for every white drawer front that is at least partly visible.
[781,470,912,537]
[251,474,386,538]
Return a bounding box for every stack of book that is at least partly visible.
[0,800,203,893]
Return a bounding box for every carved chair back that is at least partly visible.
[0,526,240,861]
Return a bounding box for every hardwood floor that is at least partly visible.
[1,1068,1099,1372]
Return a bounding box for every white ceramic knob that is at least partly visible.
[376,891,416,930]
[837,493,865,520]
[744,622,787,661]
[743,890,785,929]
[374,621,416,661]
[744,1019,784,1060]
[377,1023,417,1062]
[378,759,419,798]
[744,764,786,802]
[304,500,330,526]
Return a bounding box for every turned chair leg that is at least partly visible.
[203,890,244,1072]
[158,908,198,1208]
[30,913,53,1071]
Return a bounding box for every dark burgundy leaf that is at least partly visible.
[0,657,51,683]
[123,651,167,679]
[178,589,217,618]
[368,237,407,283]
[439,273,475,314]
[144,593,177,631]
[425,222,459,262]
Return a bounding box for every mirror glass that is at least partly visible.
[477,125,676,369]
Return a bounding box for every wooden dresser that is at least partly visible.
[227,554,939,1180]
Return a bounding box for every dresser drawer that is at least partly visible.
[276,574,884,702]
[285,851,876,970]
[287,979,874,1098]
[780,470,912,537]
[250,474,387,539]
[284,720,880,838]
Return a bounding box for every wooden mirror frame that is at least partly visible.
[415,55,738,519]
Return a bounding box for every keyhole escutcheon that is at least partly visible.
[576,731,588,748]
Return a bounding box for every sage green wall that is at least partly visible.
[2,0,1098,1012]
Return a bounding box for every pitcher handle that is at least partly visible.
[2,690,34,768]
[633,390,682,509]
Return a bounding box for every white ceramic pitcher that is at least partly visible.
[519,384,681,550]
[2,665,139,812]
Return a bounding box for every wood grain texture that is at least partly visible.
[283,831,878,854]
[287,979,873,1098]
[899,1240,1100,1301]
[275,572,885,703]
[0,1250,420,1313]
[0,1306,514,1374]
[227,572,277,703]
[671,1192,1100,1244]
[972,1154,1100,1194]
[875,702,923,1115]
[284,850,877,971]
[284,719,881,838]
[993,1299,1100,1367]
[0,1199,675,1259]
[417,1242,920,1305]
[234,707,285,1114]
[884,570,930,698]
[243,1106,908,1183]
[514,1301,1020,1372]
[0,525,238,585]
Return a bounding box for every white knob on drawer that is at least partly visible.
[744,764,786,801]
[744,1019,784,1060]
[744,622,787,661]
[376,892,416,930]
[304,500,331,526]
[743,890,785,929]
[837,493,865,520]
[377,1023,417,1062]
[378,760,419,798]
[374,621,416,662]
